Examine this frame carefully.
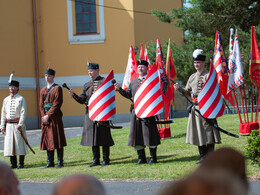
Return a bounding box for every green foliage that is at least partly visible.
[246,130,260,166]
[151,0,260,84]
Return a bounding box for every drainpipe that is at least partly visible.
[33,0,41,129]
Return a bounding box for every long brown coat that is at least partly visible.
[39,84,67,150]
[184,70,221,146]
[72,76,114,147]
[119,78,161,147]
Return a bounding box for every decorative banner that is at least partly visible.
[88,70,116,121]
[249,26,260,90]
[139,43,145,60]
[228,28,234,71]
[166,39,177,107]
[134,64,163,118]
[144,44,151,71]
[227,29,244,93]
[122,45,138,90]
[156,39,173,119]
[198,60,225,119]
[213,31,235,106]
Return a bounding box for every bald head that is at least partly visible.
[53,174,106,195]
[0,161,20,195]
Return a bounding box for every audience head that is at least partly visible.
[159,169,247,195]
[0,161,20,195]
[52,174,106,195]
[198,147,248,191]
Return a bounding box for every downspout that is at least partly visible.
[33,0,41,129]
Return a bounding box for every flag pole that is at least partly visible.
[239,87,246,123]
[242,84,249,122]
[251,83,254,122]
[232,90,243,124]
[255,90,260,122]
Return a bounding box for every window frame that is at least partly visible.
[67,0,105,44]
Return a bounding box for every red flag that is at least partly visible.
[139,43,145,60]
[156,39,174,119]
[213,31,235,106]
[249,26,260,90]
[166,39,177,107]
[122,45,138,90]
[144,44,152,71]
[134,64,163,118]
[198,59,225,119]
[88,70,116,121]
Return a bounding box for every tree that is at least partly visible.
[150,0,260,85]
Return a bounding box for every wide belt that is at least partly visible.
[6,118,20,123]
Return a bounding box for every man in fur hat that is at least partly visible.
[39,68,67,168]
[114,60,161,165]
[68,63,114,167]
[174,49,221,164]
[0,79,28,169]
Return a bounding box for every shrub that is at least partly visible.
[246,130,260,166]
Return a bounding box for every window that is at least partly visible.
[67,0,105,44]
[75,0,97,34]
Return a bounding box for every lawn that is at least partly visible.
[0,113,259,182]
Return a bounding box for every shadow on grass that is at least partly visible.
[64,159,92,167]
[110,156,137,165]
[158,154,198,163]
[24,162,48,169]
[170,133,186,139]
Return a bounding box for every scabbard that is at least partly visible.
[155,120,174,124]
[193,108,239,138]
[172,84,239,138]
[96,121,123,129]
[20,132,36,154]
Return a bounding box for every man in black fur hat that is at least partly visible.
[114,60,161,165]
[68,63,114,167]
[39,68,67,168]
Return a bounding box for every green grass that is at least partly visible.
[0,114,259,182]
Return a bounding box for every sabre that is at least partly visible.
[170,79,239,138]
[20,131,35,154]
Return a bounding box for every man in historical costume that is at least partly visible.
[40,68,67,168]
[69,63,114,167]
[0,80,28,169]
[114,60,161,165]
[174,49,221,164]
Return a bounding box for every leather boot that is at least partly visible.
[17,155,25,169]
[56,148,64,168]
[196,145,207,164]
[10,156,17,169]
[207,144,215,154]
[136,149,147,165]
[148,147,158,165]
[89,146,100,167]
[101,146,110,166]
[45,150,55,168]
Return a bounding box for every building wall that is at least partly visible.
[0,0,184,129]
[0,0,38,127]
[133,0,183,46]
